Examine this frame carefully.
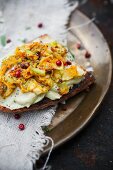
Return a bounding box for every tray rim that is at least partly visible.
[42,9,112,155]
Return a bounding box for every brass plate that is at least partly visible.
[43,10,112,154]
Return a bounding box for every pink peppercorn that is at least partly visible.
[14,70,21,78]
[37,23,43,28]
[76,43,81,49]
[7,39,11,43]
[56,60,62,66]
[85,51,91,59]
[66,61,71,65]
[18,124,25,131]
[14,114,21,119]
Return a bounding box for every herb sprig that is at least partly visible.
[0,35,6,47]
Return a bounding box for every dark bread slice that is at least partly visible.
[0,72,95,113]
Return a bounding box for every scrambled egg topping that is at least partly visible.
[0,41,84,98]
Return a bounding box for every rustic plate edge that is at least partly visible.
[42,10,112,155]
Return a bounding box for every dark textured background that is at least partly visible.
[45,0,113,170]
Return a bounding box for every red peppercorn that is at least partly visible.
[15,70,21,78]
[20,62,29,69]
[66,61,72,65]
[76,43,81,49]
[56,60,62,66]
[18,124,25,131]
[14,114,21,119]
[38,23,43,28]
[46,70,52,74]
[85,51,91,59]
[7,39,11,44]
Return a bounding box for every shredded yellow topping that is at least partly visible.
[0,40,83,98]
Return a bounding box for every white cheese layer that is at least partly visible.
[0,88,37,110]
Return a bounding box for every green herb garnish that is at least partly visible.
[25,27,31,30]
[0,34,6,47]
[18,38,27,43]
[22,38,27,43]
[69,50,75,59]
[41,126,50,133]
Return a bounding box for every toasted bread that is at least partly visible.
[0,34,95,113]
[0,72,95,113]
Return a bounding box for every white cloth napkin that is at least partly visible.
[0,0,78,169]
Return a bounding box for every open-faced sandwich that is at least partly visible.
[0,34,95,113]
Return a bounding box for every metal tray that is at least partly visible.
[43,10,112,153]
